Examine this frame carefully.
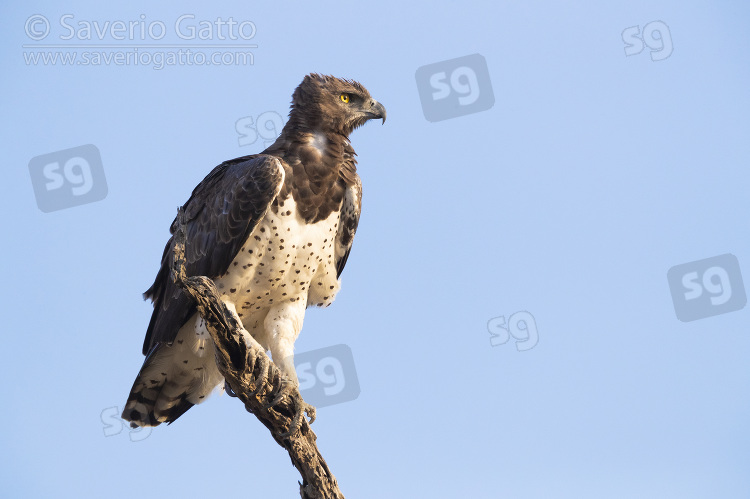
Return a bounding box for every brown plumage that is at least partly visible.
[122,74,385,427]
[267,74,384,223]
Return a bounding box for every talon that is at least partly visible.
[225,381,237,397]
[279,401,316,438]
[250,354,270,397]
[305,403,316,425]
[263,374,293,410]
[280,407,305,438]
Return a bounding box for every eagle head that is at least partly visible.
[290,74,386,136]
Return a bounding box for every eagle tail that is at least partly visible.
[121,347,195,427]
[122,330,224,427]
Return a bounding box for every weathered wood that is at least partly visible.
[170,207,344,499]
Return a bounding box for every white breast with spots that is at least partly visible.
[215,196,341,349]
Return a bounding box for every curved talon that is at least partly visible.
[250,354,270,397]
[264,375,293,410]
[279,401,316,438]
[305,403,316,425]
[280,406,306,438]
[225,381,237,397]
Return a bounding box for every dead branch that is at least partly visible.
[170,207,344,499]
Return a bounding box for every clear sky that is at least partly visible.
[2,1,749,498]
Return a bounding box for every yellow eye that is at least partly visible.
[340,94,350,103]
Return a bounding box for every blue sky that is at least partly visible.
[2,1,749,498]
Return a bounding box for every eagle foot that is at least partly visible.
[250,353,271,397]
[263,374,295,410]
[263,374,316,438]
[279,395,316,438]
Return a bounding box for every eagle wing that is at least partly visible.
[334,176,362,278]
[141,154,285,355]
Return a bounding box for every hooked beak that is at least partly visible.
[366,100,387,124]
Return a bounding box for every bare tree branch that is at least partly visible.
[170,207,345,499]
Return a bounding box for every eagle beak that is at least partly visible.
[367,100,387,124]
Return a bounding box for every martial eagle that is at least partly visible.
[122,74,385,427]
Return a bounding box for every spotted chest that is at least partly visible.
[215,194,342,330]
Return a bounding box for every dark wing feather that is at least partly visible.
[141,154,284,355]
[334,177,362,278]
